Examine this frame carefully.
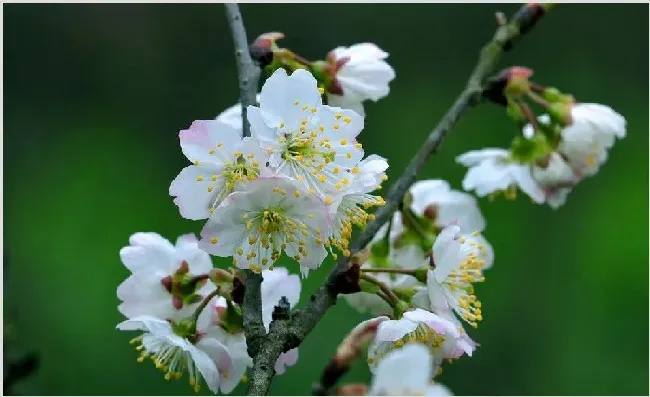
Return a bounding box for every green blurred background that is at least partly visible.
[4,3,648,396]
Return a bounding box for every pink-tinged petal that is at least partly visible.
[403,308,458,337]
[179,120,241,164]
[274,348,299,375]
[376,318,418,342]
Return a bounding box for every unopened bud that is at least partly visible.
[160,275,173,293]
[177,260,190,275]
[547,102,573,126]
[394,300,410,317]
[172,295,183,310]
[423,204,438,221]
[336,384,368,396]
[504,66,533,97]
[414,267,429,284]
[542,87,574,105]
[483,66,533,105]
[249,32,284,67]
[209,268,234,284]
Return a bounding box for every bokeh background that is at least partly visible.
[4,3,648,396]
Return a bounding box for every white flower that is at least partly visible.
[199,177,329,274]
[412,290,477,359]
[169,119,269,220]
[117,315,236,394]
[117,233,214,321]
[558,103,626,177]
[247,68,365,202]
[261,267,302,375]
[428,225,493,328]
[531,152,578,209]
[408,179,486,233]
[456,148,546,203]
[368,309,473,374]
[328,154,388,255]
[326,43,396,116]
[214,94,262,131]
[369,343,453,396]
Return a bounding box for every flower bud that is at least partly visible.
[208,268,234,284]
[542,87,574,105]
[336,384,368,396]
[504,66,533,97]
[423,204,438,221]
[483,66,533,105]
[548,102,573,126]
[249,32,284,67]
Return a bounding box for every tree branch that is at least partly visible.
[225,2,260,138]
[223,3,269,394]
[224,3,555,395]
[288,0,556,361]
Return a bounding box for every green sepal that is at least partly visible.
[510,133,552,164]
[221,299,244,334]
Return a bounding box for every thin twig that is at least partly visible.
[224,3,555,395]
[360,268,416,276]
[224,3,260,137]
[287,0,555,373]
[224,3,268,395]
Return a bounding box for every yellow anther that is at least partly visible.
[294,190,301,198]
[343,116,351,124]
[210,237,218,244]
[333,124,340,130]
[294,99,300,105]
[324,197,333,205]
[310,107,317,114]
[351,166,359,174]
[209,149,216,154]
[334,113,342,120]
[236,248,244,255]
[207,185,214,193]
[318,175,326,183]
[318,87,325,95]
[196,176,204,182]
[346,153,352,159]
[279,122,285,128]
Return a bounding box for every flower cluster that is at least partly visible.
[458,70,627,209]
[339,179,492,386]
[170,67,389,274]
[115,16,629,393]
[117,41,395,395]
[116,232,302,393]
